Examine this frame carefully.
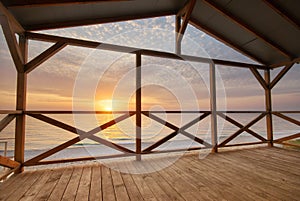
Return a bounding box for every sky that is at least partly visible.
[0,16,299,112]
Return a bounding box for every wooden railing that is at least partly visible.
[272,111,300,148]
[0,110,299,168]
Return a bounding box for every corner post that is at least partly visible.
[264,69,273,147]
[14,34,28,172]
[210,63,218,153]
[136,52,142,160]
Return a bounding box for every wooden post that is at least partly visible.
[210,63,218,153]
[136,52,142,160]
[14,35,27,172]
[175,15,181,55]
[264,69,273,147]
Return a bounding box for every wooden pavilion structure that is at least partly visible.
[0,1,299,197]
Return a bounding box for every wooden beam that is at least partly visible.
[250,67,268,90]
[146,112,211,147]
[27,113,135,153]
[14,35,27,173]
[264,69,273,147]
[26,32,268,70]
[25,41,67,73]
[270,63,294,89]
[269,57,300,68]
[210,63,218,153]
[219,113,266,147]
[136,52,142,161]
[24,113,133,165]
[2,0,130,7]
[217,112,267,142]
[274,141,300,149]
[25,11,175,31]
[262,0,300,30]
[0,1,24,33]
[222,141,266,148]
[272,112,300,126]
[142,112,210,152]
[0,15,24,72]
[0,114,15,132]
[0,165,21,181]
[176,0,196,42]
[0,155,20,169]
[0,110,22,114]
[175,15,181,55]
[274,133,300,143]
[189,17,268,65]
[203,0,294,60]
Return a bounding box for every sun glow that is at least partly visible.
[98,99,113,111]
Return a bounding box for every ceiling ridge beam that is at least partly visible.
[189,17,268,66]
[262,0,300,30]
[203,0,294,60]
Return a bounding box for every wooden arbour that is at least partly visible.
[0,1,299,176]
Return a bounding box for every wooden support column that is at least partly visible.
[14,35,27,173]
[210,63,218,153]
[264,69,273,147]
[175,15,181,55]
[136,52,142,161]
[175,0,196,55]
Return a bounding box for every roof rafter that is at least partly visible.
[262,0,300,30]
[176,0,196,43]
[203,0,295,60]
[0,15,24,72]
[0,1,24,33]
[189,17,268,66]
[270,57,300,68]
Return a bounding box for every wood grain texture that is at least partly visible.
[0,147,299,201]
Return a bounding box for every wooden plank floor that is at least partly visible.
[0,147,299,201]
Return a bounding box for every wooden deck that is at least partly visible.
[0,147,299,201]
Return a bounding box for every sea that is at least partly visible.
[0,113,299,159]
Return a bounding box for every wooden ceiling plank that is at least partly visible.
[2,0,130,7]
[189,17,268,66]
[262,0,300,30]
[203,0,294,60]
[25,11,175,31]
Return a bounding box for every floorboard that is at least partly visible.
[0,147,299,201]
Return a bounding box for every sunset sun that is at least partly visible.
[98,99,113,111]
